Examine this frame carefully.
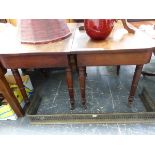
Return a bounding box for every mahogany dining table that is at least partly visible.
[71,21,155,108]
[129,20,155,76]
[0,23,77,117]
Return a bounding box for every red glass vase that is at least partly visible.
[84,19,115,40]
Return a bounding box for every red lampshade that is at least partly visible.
[19,19,71,44]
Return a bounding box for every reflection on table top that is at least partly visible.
[71,21,155,53]
[0,23,77,55]
[130,20,155,39]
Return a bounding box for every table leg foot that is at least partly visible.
[128,64,143,105]
[70,105,75,110]
[128,96,134,107]
[70,100,75,110]
[82,101,87,109]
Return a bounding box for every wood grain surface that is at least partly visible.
[0,23,77,55]
[71,21,155,54]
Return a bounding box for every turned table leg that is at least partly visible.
[11,69,30,108]
[128,64,143,105]
[0,67,24,117]
[79,66,87,109]
[66,66,75,110]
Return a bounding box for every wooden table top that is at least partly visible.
[71,21,155,54]
[129,20,155,39]
[0,21,155,55]
[129,20,155,28]
[0,23,77,55]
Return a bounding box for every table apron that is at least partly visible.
[76,51,152,66]
[0,54,69,69]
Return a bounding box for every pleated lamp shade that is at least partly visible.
[19,19,71,44]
